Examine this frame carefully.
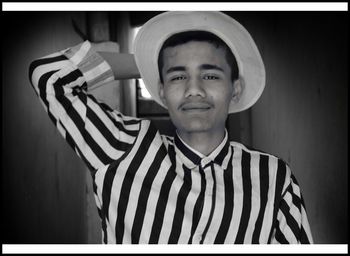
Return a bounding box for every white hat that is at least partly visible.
[133,11,265,113]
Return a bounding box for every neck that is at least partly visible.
[177,128,226,156]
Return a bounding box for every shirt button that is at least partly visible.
[200,158,210,168]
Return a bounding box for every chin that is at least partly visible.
[170,112,218,134]
[181,121,212,134]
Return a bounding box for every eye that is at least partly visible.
[170,75,187,81]
[203,74,219,80]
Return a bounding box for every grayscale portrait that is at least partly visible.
[2,9,347,246]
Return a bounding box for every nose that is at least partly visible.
[184,77,206,98]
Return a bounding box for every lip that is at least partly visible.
[180,102,213,112]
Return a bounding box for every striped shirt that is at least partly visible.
[29,40,313,244]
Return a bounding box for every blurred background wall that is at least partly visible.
[3,12,90,243]
[2,11,347,244]
[238,12,348,244]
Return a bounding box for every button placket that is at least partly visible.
[189,163,207,243]
[198,162,217,243]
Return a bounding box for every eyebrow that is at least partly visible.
[165,66,186,74]
[165,64,224,74]
[200,64,224,72]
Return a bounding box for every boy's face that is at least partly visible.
[159,41,234,136]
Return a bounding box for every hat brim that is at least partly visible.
[133,11,265,114]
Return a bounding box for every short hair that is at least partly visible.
[157,30,239,84]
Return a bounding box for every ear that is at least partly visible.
[158,82,167,106]
[231,79,242,104]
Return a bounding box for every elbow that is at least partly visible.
[28,58,54,95]
[28,59,40,94]
[28,60,36,85]
[28,58,43,89]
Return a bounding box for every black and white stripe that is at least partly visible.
[29,41,313,244]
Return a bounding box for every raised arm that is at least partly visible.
[29,40,141,173]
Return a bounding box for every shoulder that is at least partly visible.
[229,141,287,162]
[128,117,175,147]
[229,141,292,189]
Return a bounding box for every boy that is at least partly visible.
[29,11,313,244]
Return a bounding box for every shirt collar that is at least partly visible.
[174,130,230,170]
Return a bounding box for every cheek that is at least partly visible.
[213,87,233,105]
[164,87,182,106]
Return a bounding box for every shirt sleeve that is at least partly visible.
[29,40,141,173]
[271,164,314,244]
